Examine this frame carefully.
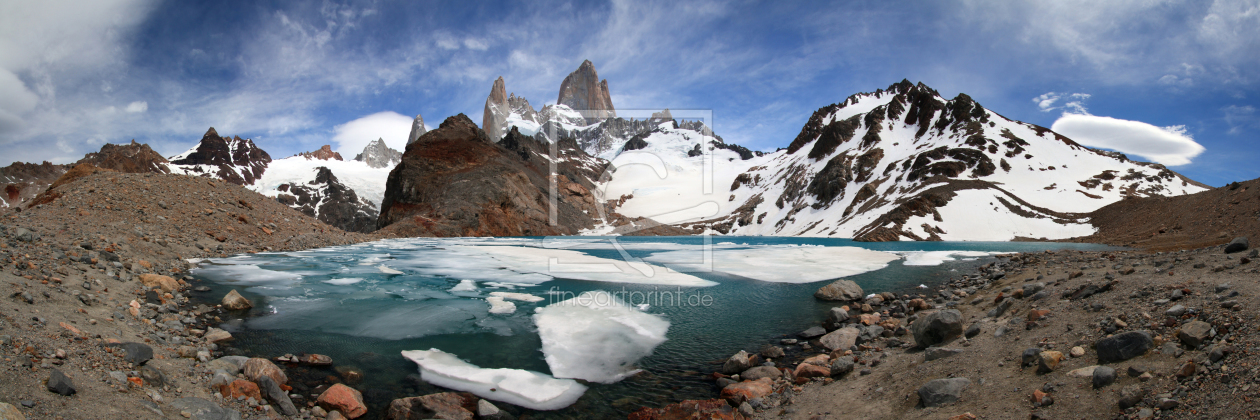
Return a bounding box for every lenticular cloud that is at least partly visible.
[1050,114,1205,166]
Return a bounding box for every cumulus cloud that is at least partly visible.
[124,101,148,113]
[331,111,417,157]
[1051,114,1206,166]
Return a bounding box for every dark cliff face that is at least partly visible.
[169,127,272,185]
[376,114,606,237]
[275,167,378,233]
[78,140,171,174]
[1,161,69,208]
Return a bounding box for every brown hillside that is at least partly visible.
[1067,178,1260,251]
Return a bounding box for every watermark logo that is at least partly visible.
[547,286,715,308]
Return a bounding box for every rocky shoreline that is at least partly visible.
[631,240,1260,419]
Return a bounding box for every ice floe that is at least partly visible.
[485,297,516,314]
[644,246,899,283]
[895,251,998,266]
[488,291,544,302]
[448,280,478,292]
[323,278,364,285]
[459,245,717,287]
[533,291,670,383]
[401,349,587,411]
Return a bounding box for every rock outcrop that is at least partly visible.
[557,59,615,123]
[353,138,402,169]
[77,140,171,174]
[295,145,343,161]
[482,77,510,141]
[407,114,427,145]
[167,127,272,186]
[276,167,379,233]
[0,161,68,208]
[377,114,605,236]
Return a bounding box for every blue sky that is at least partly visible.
[1,0,1257,186]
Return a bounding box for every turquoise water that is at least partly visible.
[188,237,1117,418]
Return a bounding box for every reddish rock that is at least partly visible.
[557,60,616,123]
[628,399,746,420]
[719,378,773,405]
[318,384,367,419]
[1031,389,1053,406]
[949,414,978,420]
[909,298,929,310]
[302,354,333,366]
[297,145,344,161]
[384,392,477,420]
[221,289,252,310]
[1027,309,1051,322]
[793,363,831,383]
[77,140,171,174]
[221,379,262,401]
[859,313,881,325]
[242,358,288,385]
[139,274,180,292]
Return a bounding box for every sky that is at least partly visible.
[1,0,1257,187]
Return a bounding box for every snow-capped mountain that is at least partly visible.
[163,129,402,233]
[602,80,1208,241]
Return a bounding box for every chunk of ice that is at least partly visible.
[533,291,670,383]
[323,278,364,286]
[449,280,478,292]
[486,297,516,314]
[488,292,544,302]
[895,251,996,266]
[401,349,587,411]
[645,246,898,283]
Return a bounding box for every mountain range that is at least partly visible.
[1,61,1212,242]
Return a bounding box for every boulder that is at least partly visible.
[628,399,743,420]
[721,351,753,375]
[1096,331,1154,363]
[799,326,827,338]
[319,384,367,419]
[46,369,75,396]
[257,375,298,416]
[0,402,25,420]
[169,397,243,420]
[477,399,513,420]
[220,379,261,401]
[1093,366,1117,388]
[384,392,477,420]
[1224,237,1249,254]
[911,310,963,348]
[302,354,333,366]
[221,290,252,310]
[1177,321,1213,349]
[206,356,248,374]
[242,358,288,385]
[918,378,970,407]
[203,328,233,343]
[139,273,181,292]
[1037,351,1064,374]
[924,347,963,362]
[719,378,773,405]
[823,307,850,330]
[740,366,782,381]
[793,363,830,382]
[114,342,153,365]
[819,327,860,351]
[829,356,855,377]
[814,279,863,301]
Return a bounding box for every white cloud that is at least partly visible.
[1223,105,1256,135]
[463,38,489,51]
[331,111,415,157]
[124,101,148,113]
[1034,92,1090,114]
[1050,114,1206,166]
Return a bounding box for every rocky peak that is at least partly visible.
[76,140,171,174]
[507,93,539,124]
[275,166,378,233]
[296,145,343,161]
[168,127,272,185]
[354,138,402,169]
[557,60,615,123]
[407,114,427,145]
[483,77,510,141]
[650,109,673,122]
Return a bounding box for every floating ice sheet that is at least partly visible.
[192,263,302,286]
[486,297,516,314]
[458,245,717,287]
[401,349,587,411]
[323,278,364,285]
[895,251,997,266]
[644,246,899,283]
[449,280,478,292]
[533,291,670,383]
[489,292,544,302]
[247,297,487,340]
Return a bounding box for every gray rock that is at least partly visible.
[1224,237,1249,254]
[799,326,826,338]
[1021,347,1042,367]
[1096,331,1154,363]
[15,227,37,242]
[169,397,243,420]
[140,365,166,387]
[108,371,128,385]
[911,310,963,348]
[477,399,513,420]
[964,323,981,338]
[1160,341,1184,357]
[1029,290,1050,301]
[759,345,784,359]
[994,325,1008,337]
[206,356,248,374]
[257,375,297,416]
[1092,366,1117,388]
[823,307,850,330]
[1022,282,1045,296]
[987,299,1013,318]
[114,342,153,365]
[1208,344,1233,363]
[722,350,753,375]
[741,366,782,381]
[46,369,76,396]
[1165,304,1186,317]
[819,327,860,351]
[1177,321,1213,349]
[1118,385,1147,410]
[830,356,855,377]
[917,378,970,407]
[924,347,963,362]
[814,279,864,301]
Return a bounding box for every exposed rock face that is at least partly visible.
[168,127,272,186]
[407,114,427,145]
[353,138,402,168]
[377,115,605,236]
[482,77,510,141]
[78,140,171,174]
[0,161,68,208]
[296,145,343,161]
[275,167,378,233]
[557,59,615,123]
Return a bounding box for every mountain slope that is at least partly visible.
[1066,178,1260,251]
[166,128,271,185]
[605,80,1208,241]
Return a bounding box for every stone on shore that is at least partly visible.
[242,358,288,385]
[924,347,963,362]
[820,327,860,351]
[793,363,831,382]
[722,350,753,375]
[830,356,855,377]
[207,356,248,375]
[319,384,367,419]
[1096,331,1154,363]
[720,378,774,405]
[1177,321,1213,349]
[814,279,863,301]
[221,289,252,310]
[1093,366,1117,388]
[1224,237,1249,254]
[203,328,233,343]
[384,392,477,420]
[477,399,514,420]
[740,366,782,381]
[170,397,242,420]
[911,310,963,348]
[139,273,181,292]
[823,307,850,330]
[918,378,970,408]
[1037,351,1065,374]
[799,326,827,338]
[115,342,153,365]
[257,375,298,416]
[0,402,25,420]
[46,369,75,396]
[221,379,261,401]
[628,399,743,420]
